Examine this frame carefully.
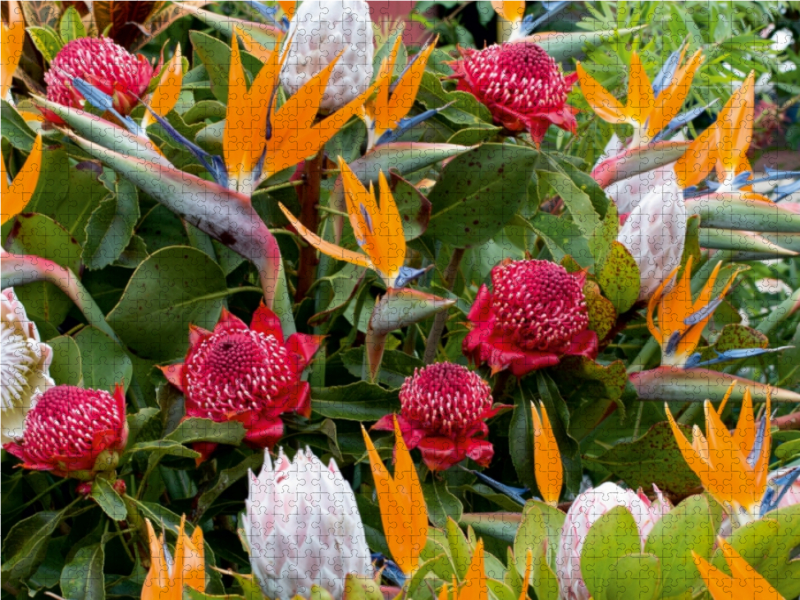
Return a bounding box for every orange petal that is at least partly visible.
[674,122,718,189]
[392,415,428,575]
[491,0,525,23]
[1,0,24,98]
[577,62,627,124]
[665,404,716,495]
[647,49,703,139]
[519,549,533,600]
[183,524,206,593]
[717,538,783,599]
[459,540,487,600]
[388,38,437,129]
[142,520,171,599]
[731,387,755,458]
[142,46,183,129]
[692,550,735,600]
[339,157,378,247]
[1,134,43,225]
[235,26,274,65]
[223,36,256,183]
[647,263,680,344]
[531,402,562,506]
[716,72,755,181]
[279,202,372,270]
[625,52,655,129]
[374,170,406,285]
[279,0,296,20]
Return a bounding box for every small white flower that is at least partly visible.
[281,0,374,113]
[1,289,54,444]
[244,447,372,600]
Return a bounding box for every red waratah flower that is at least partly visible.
[161,304,322,462]
[450,42,578,144]
[463,259,598,377]
[3,384,128,481]
[373,362,504,471]
[43,36,155,118]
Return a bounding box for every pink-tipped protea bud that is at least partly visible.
[3,384,128,480]
[556,482,672,600]
[373,362,504,471]
[451,42,578,143]
[463,259,598,377]
[44,36,155,116]
[1,288,54,444]
[245,447,372,600]
[161,304,322,461]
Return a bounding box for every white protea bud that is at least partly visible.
[556,483,671,600]
[1,288,54,444]
[244,447,373,600]
[617,174,687,301]
[280,0,374,113]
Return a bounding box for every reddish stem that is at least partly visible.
[295,150,326,301]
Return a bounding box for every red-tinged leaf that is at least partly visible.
[687,193,800,234]
[591,141,690,189]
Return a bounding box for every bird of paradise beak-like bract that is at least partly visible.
[666,383,771,525]
[647,257,740,367]
[531,401,562,506]
[281,157,421,289]
[692,537,783,600]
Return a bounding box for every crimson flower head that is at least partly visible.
[374,362,502,471]
[463,259,598,377]
[161,304,321,461]
[451,42,578,144]
[4,384,128,481]
[44,36,155,117]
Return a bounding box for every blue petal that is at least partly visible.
[389,39,435,97]
[463,467,528,506]
[747,418,768,468]
[139,99,228,187]
[652,47,683,98]
[684,346,794,368]
[652,100,718,142]
[518,1,569,37]
[761,467,800,514]
[242,0,289,31]
[376,105,451,146]
[393,266,428,289]
[774,178,800,202]
[70,77,145,137]
[371,553,407,586]
[683,296,725,326]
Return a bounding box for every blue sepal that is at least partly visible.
[393,266,429,289]
[761,467,800,514]
[652,47,683,98]
[376,105,452,146]
[70,76,146,138]
[462,467,528,506]
[683,346,793,369]
[370,553,407,586]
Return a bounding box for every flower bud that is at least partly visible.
[280,0,374,113]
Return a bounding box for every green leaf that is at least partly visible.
[341,347,423,388]
[528,213,593,268]
[644,494,714,598]
[195,452,264,520]
[47,335,83,386]
[311,382,400,421]
[59,6,86,42]
[74,326,132,393]
[713,324,768,352]
[583,280,617,340]
[27,26,64,62]
[106,246,228,361]
[91,477,127,521]
[688,194,800,233]
[189,30,263,103]
[605,553,661,600]
[447,127,502,146]
[83,174,140,270]
[586,422,701,496]
[459,513,522,545]
[446,517,472,580]
[1,510,66,582]
[581,506,642,600]
[597,241,640,314]
[427,144,538,247]
[165,417,246,446]
[417,71,494,128]
[423,478,464,528]
[538,168,601,239]
[5,213,82,327]
[389,170,432,242]
[1,100,38,150]
[129,440,200,462]
[59,541,105,600]
[509,385,536,492]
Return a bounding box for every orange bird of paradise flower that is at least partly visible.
[142,515,205,600]
[577,47,703,147]
[647,257,741,367]
[362,416,428,575]
[666,383,771,524]
[693,537,783,600]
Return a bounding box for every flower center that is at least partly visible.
[491,260,589,353]
[184,329,297,418]
[0,324,42,410]
[400,363,492,437]
[464,43,570,112]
